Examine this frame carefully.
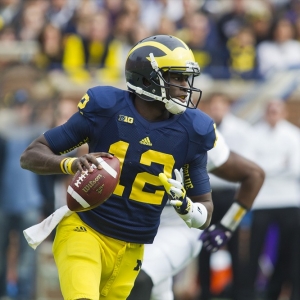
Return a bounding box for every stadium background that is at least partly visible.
[0,0,300,299]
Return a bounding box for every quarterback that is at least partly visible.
[20,35,217,300]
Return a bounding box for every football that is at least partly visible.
[66,156,120,212]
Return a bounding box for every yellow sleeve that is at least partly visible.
[62,34,90,82]
[97,39,123,83]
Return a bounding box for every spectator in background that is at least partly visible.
[0,0,22,31]
[257,16,300,78]
[156,16,176,36]
[285,0,300,24]
[113,2,142,55]
[216,0,249,50]
[0,25,17,42]
[62,8,123,83]
[101,0,124,25]
[175,0,202,30]
[62,0,98,34]
[226,26,259,80]
[203,93,255,162]
[267,0,292,14]
[122,0,140,21]
[0,90,54,300]
[115,18,151,74]
[245,1,272,46]
[113,11,137,44]
[246,99,300,300]
[45,0,78,31]
[127,21,151,50]
[17,0,47,41]
[198,92,255,300]
[35,22,64,71]
[140,0,183,33]
[183,11,228,79]
[295,15,300,41]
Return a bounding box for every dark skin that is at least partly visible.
[210,151,265,210]
[20,73,213,229]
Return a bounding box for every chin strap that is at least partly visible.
[126,82,163,101]
[165,98,186,114]
[127,81,186,114]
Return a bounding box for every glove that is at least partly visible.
[159,169,189,214]
[200,202,247,252]
[200,223,232,253]
[159,169,208,228]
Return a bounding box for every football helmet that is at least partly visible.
[125,35,202,114]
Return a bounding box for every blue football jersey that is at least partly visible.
[44,86,217,243]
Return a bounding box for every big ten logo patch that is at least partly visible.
[118,115,134,124]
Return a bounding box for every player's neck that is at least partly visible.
[133,97,171,122]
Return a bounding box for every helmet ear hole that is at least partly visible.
[143,77,151,87]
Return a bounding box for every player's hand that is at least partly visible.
[159,169,190,214]
[74,152,113,173]
[199,223,232,252]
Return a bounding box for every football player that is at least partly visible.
[20,35,217,300]
[127,131,265,300]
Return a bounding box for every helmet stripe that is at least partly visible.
[127,38,188,58]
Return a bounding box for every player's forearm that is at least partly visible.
[200,209,212,229]
[20,136,64,175]
[200,152,265,252]
[210,151,265,210]
[190,193,213,229]
[234,164,265,210]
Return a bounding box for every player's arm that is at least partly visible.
[20,134,112,175]
[210,151,264,210]
[20,105,114,175]
[189,192,213,229]
[200,151,265,252]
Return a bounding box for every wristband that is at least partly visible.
[60,157,77,175]
[66,157,77,175]
[175,198,208,229]
[220,202,247,231]
[60,158,68,174]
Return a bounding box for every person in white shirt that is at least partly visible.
[257,17,300,78]
[246,99,300,300]
[199,92,255,300]
[127,130,265,300]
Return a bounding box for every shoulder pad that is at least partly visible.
[182,109,217,151]
[191,109,214,136]
[77,86,128,116]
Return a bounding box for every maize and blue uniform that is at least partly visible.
[44,86,217,299]
[140,131,230,300]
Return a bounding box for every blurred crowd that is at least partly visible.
[0,0,300,300]
[0,0,300,84]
